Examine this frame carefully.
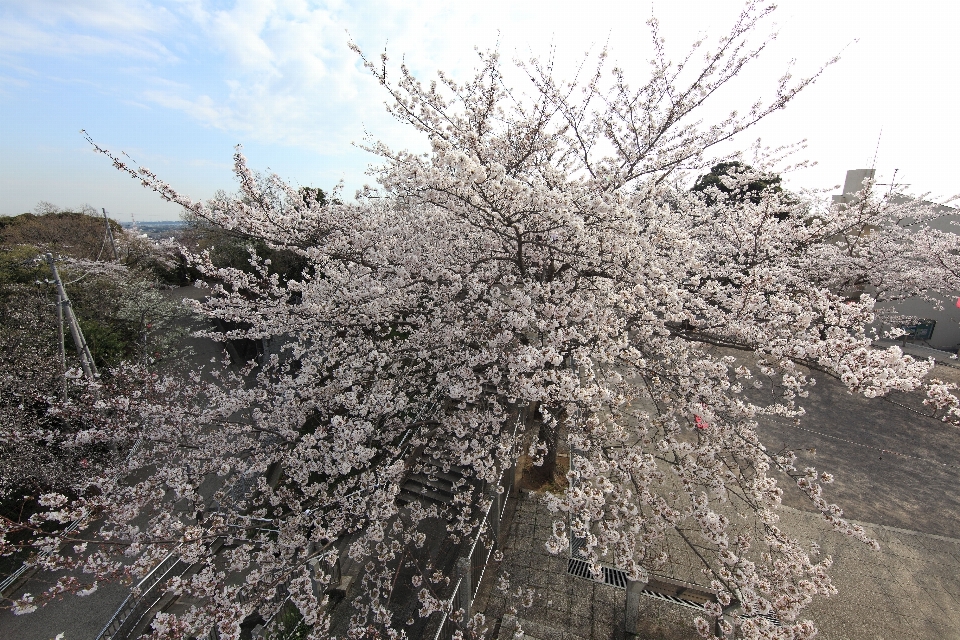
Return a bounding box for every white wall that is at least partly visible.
[831,170,960,351]
[875,296,960,351]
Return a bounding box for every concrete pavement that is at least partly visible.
[477,492,960,640]
[0,577,129,640]
[477,345,960,639]
[0,286,229,640]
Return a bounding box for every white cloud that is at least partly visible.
[0,0,178,59]
[208,0,279,72]
[142,89,235,128]
[0,75,29,89]
[3,0,959,200]
[34,0,175,33]
[121,1,411,153]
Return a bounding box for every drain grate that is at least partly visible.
[566,555,781,627]
[602,565,628,589]
[750,613,781,627]
[567,557,628,588]
[638,588,706,610]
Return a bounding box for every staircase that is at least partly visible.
[397,452,470,507]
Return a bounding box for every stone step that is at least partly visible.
[398,448,472,507]
[398,481,454,505]
[410,465,464,485]
[406,471,457,495]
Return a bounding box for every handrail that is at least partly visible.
[92,400,437,640]
[1,437,144,599]
[430,577,463,640]
[134,546,182,592]
[110,556,189,639]
[430,410,523,640]
[0,519,83,597]
[340,398,440,504]
[93,546,183,640]
[249,546,342,639]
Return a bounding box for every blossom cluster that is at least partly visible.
[11,4,959,638]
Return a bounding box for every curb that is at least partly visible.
[780,505,960,546]
[872,340,960,370]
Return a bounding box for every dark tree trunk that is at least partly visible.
[523,401,565,488]
[538,412,559,480]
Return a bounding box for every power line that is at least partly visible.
[870,127,882,171]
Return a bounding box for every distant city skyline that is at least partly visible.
[2,0,957,221]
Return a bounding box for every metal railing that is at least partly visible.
[246,548,343,640]
[95,547,187,640]
[0,519,84,598]
[429,413,520,640]
[1,437,145,600]
[92,399,437,640]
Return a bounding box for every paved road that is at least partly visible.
[750,359,960,539]
[0,578,129,640]
[479,345,960,639]
[0,286,229,640]
[481,492,960,640]
[9,328,959,639]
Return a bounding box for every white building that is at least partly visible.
[833,169,960,351]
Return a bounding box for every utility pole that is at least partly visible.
[53,283,67,401]
[46,253,98,381]
[102,208,119,261]
[141,309,149,368]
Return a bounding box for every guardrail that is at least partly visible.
[1,438,144,599]
[0,519,83,598]
[246,547,344,640]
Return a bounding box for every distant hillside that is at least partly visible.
[121,220,187,240]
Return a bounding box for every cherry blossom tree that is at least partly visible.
[0,222,196,614]
[0,235,192,504]
[10,3,960,639]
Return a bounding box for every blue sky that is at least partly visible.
[2,0,957,221]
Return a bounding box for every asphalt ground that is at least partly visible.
[745,356,960,540]
[6,322,960,639]
[482,345,960,639]
[482,492,960,640]
[0,286,229,640]
[0,577,129,640]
